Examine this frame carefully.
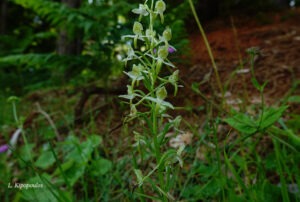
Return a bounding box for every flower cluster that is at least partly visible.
[120,0,179,117]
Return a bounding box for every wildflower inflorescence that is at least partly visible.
[120,0,183,200]
[121,0,179,117]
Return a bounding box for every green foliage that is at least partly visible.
[0,0,189,95]
[34,151,56,169]
[0,0,132,94]
[225,105,288,135]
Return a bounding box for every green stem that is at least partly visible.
[188,0,223,98]
[12,101,19,126]
[151,103,167,201]
[212,121,226,200]
[273,139,290,202]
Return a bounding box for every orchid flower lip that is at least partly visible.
[168,46,176,53]
[153,46,176,54]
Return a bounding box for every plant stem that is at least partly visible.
[152,103,167,201]
[187,0,224,99]
[273,139,290,202]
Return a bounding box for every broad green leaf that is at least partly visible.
[64,164,86,187]
[89,135,102,148]
[64,135,101,163]
[20,174,61,202]
[35,151,55,169]
[55,135,102,186]
[19,144,35,162]
[224,113,257,135]
[53,160,74,176]
[259,106,288,130]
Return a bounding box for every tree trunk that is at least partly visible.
[57,0,82,55]
[0,0,8,34]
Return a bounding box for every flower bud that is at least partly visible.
[169,70,179,95]
[133,21,143,35]
[130,105,137,116]
[169,70,179,84]
[156,86,167,100]
[158,46,168,59]
[163,27,172,41]
[146,29,156,38]
[155,0,166,14]
[155,0,166,23]
[130,64,144,80]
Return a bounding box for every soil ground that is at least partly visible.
[179,7,300,112]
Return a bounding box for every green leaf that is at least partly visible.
[134,169,144,186]
[89,135,102,148]
[64,135,101,163]
[287,95,300,103]
[251,77,261,90]
[159,149,177,166]
[89,158,112,177]
[19,144,35,162]
[224,113,257,135]
[35,151,56,169]
[259,106,288,130]
[54,135,102,186]
[20,174,63,202]
[64,163,86,187]
[141,71,151,91]
[191,82,201,94]
[53,160,74,176]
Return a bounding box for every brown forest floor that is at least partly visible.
[177,8,300,115]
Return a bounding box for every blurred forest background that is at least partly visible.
[0,0,297,97]
[1,0,299,125]
[0,0,298,122]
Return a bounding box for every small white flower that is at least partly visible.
[132,4,149,16]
